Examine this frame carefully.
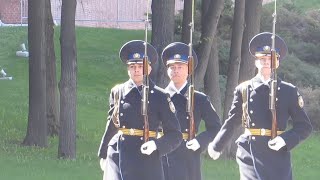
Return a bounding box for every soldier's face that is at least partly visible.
[255,56,279,71]
[167,62,188,84]
[127,63,152,85]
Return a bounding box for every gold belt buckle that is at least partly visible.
[261,128,266,136]
[129,128,135,135]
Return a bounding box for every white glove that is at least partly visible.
[140,140,157,155]
[207,142,221,160]
[268,136,286,151]
[99,158,107,171]
[186,139,200,151]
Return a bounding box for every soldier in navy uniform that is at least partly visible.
[161,42,221,180]
[98,40,182,180]
[208,32,313,180]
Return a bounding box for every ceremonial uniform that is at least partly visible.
[98,40,182,180]
[208,32,312,180]
[162,42,221,180]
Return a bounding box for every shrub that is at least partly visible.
[299,87,320,131]
[278,54,320,87]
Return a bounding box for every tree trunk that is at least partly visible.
[204,37,221,117]
[195,0,224,90]
[181,0,192,44]
[46,0,59,136]
[58,0,77,159]
[223,0,245,121]
[22,0,47,147]
[239,0,263,83]
[201,0,211,27]
[150,0,175,88]
[224,0,263,158]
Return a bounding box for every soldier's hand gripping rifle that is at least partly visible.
[270,0,278,139]
[187,0,195,140]
[141,0,150,142]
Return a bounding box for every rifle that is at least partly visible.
[141,0,150,142]
[187,0,195,140]
[270,0,278,139]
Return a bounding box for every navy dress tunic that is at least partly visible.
[211,76,312,180]
[98,79,182,180]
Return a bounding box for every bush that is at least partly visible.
[278,54,320,88]
[261,5,320,65]
[299,87,320,131]
[218,38,230,76]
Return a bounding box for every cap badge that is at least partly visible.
[133,53,141,59]
[263,46,271,52]
[174,54,181,59]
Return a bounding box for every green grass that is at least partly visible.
[291,134,320,179]
[1,27,320,179]
[0,26,131,180]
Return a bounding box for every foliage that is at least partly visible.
[299,87,320,131]
[278,54,320,87]
[219,75,227,108]
[261,4,320,65]
[173,0,320,74]
[173,5,202,43]
[217,0,234,40]
[217,37,230,76]
[287,39,320,65]
[291,0,320,11]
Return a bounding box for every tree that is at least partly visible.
[194,0,225,91]
[204,36,222,116]
[199,0,223,116]
[181,0,192,44]
[58,0,77,159]
[150,0,175,87]
[46,0,59,136]
[23,0,48,147]
[193,0,224,117]
[239,0,263,83]
[223,0,245,121]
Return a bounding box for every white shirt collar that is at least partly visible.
[256,74,270,85]
[169,81,187,94]
[129,79,140,88]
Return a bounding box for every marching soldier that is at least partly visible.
[162,42,221,180]
[98,40,182,180]
[208,32,312,180]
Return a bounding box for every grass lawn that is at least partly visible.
[1,26,319,180]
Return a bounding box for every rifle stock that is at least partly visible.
[187,56,195,140]
[142,55,149,142]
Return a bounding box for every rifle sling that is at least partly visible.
[241,81,250,127]
[111,85,121,128]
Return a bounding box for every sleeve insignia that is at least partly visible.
[167,97,176,113]
[298,96,304,108]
